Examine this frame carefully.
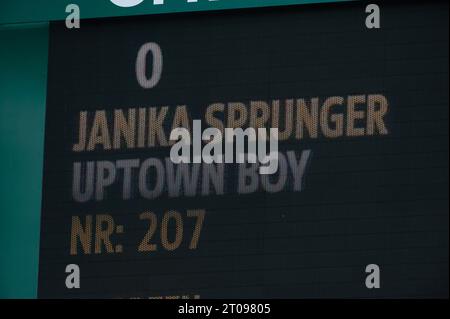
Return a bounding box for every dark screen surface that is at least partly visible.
[39,1,449,298]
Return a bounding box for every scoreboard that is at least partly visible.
[38,1,449,298]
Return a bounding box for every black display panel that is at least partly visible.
[39,1,449,298]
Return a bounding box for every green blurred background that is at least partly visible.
[0,23,48,298]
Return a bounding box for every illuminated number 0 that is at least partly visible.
[136,42,163,89]
[161,211,183,251]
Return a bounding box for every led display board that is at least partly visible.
[38,1,449,298]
